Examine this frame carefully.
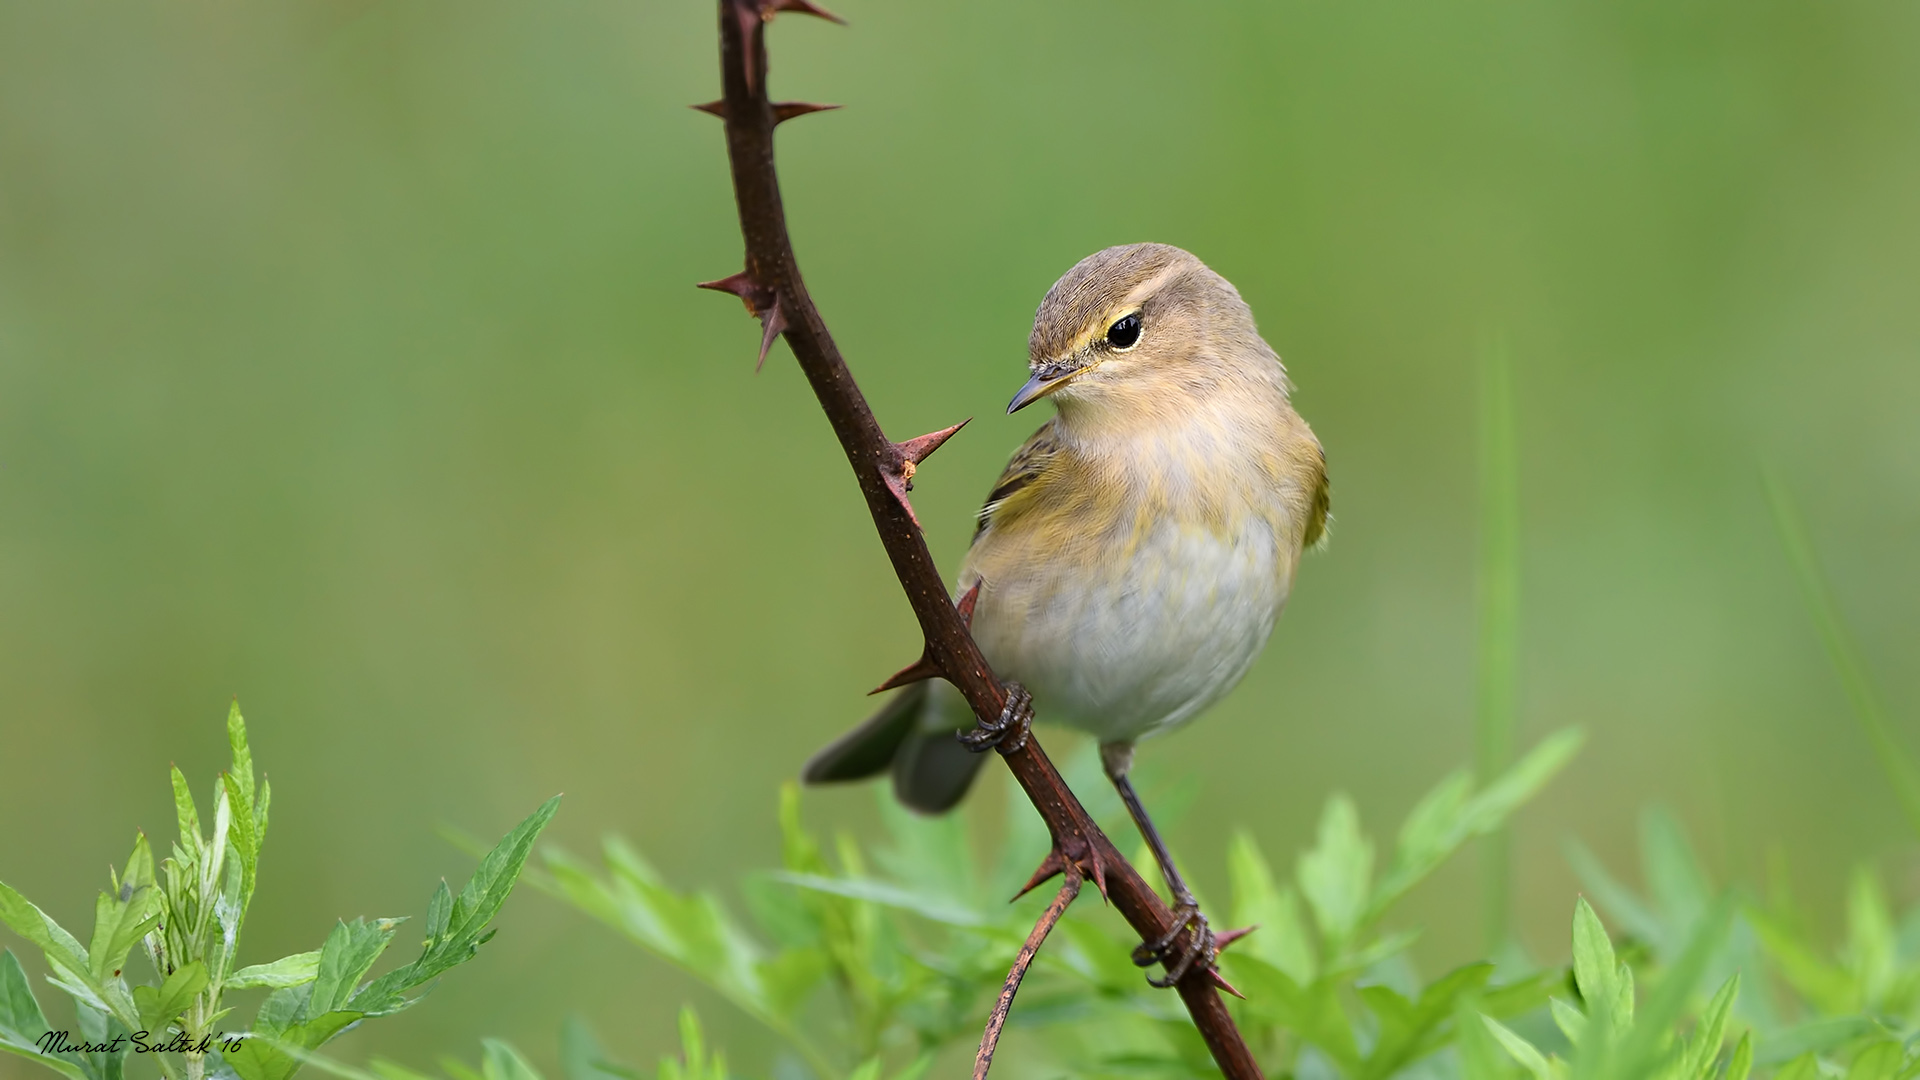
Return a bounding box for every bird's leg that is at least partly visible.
[965,684,1112,901]
[1103,742,1215,987]
[959,681,1033,754]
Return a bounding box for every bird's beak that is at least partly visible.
[1007,369,1073,414]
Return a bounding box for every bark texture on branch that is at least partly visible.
[697,3,1261,1076]
[975,877,1080,1080]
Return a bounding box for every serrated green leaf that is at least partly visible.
[1271,963,1358,1068]
[252,985,309,1037]
[545,842,766,1018]
[0,882,91,974]
[1570,898,1621,1030]
[1550,997,1587,1047]
[423,883,453,951]
[1679,973,1738,1079]
[227,700,256,805]
[445,796,561,948]
[228,952,323,991]
[1226,831,1316,983]
[86,875,160,984]
[1394,771,1473,876]
[1370,731,1583,923]
[1360,984,1416,1048]
[133,960,207,1032]
[171,767,203,851]
[350,797,559,1016]
[1298,794,1373,949]
[256,776,273,838]
[312,919,403,1016]
[224,771,263,901]
[1361,966,1494,1080]
[0,950,49,1040]
[74,1003,128,1080]
[226,1010,364,1080]
[0,948,89,1080]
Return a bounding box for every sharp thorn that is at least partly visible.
[1207,968,1247,999]
[894,417,971,466]
[696,271,771,309]
[870,650,942,694]
[773,101,842,124]
[730,0,765,91]
[766,0,847,24]
[756,301,788,371]
[1012,850,1068,901]
[1213,925,1258,953]
[882,469,922,527]
[691,100,728,119]
[955,581,981,628]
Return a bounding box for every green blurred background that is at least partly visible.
[3,0,1918,1074]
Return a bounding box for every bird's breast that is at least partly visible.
[962,476,1297,744]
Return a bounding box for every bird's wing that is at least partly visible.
[1302,442,1332,549]
[972,419,1064,544]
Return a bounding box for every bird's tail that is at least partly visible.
[801,681,988,814]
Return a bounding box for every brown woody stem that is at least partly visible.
[975,876,1080,1080]
[701,3,1261,1077]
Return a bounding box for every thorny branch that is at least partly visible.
[694,3,1262,1077]
[975,875,1081,1080]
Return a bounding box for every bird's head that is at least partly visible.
[1007,243,1279,422]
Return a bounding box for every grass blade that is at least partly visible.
[1476,334,1521,953]
[1762,469,1920,838]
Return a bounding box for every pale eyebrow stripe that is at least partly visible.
[1121,261,1185,308]
[1040,259,1188,362]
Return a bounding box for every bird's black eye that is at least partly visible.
[1106,312,1142,350]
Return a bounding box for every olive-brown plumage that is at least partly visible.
[808,242,1327,810]
[805,242,1328,981]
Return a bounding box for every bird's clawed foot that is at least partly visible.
[959,682,1032,755]
[1132,899,1216,988]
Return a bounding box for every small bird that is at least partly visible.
[804,242,1328,982]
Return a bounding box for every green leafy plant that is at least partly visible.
[1567,807,1920,1079]
[1218,730,1583,1078]
[0,702,558,1080]
[481,729,1581,1080]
